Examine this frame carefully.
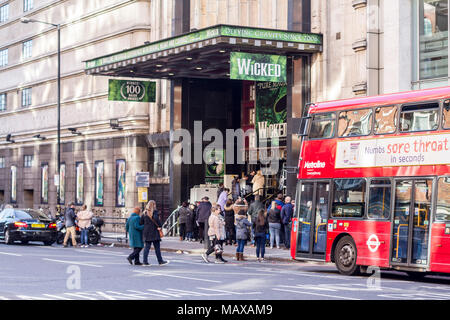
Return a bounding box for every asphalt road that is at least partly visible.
[1,242,450,300]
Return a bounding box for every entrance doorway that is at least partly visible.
[24,189,34,209]
[296,180,330,259]
[391,179,433,267]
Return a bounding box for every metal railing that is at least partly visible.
[162,206,181,237]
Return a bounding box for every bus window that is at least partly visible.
[368,179,391,219]
[338,109,372,137]
[436,177,450,222]
[332,179,366,218]
[399,103,439,132]
[374,106,397,134]
[309,113,336,139]
[443,100,450,129]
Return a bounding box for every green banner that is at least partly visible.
[255,82,287,147]
[230,52,287,82]
[108,80,156,102]
[205,149,225,183]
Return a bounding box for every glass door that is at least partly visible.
[297,181,330,258]
[392,179,433,266]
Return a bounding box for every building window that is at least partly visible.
[0,93,6,111]
[0,157,5,169]
[23,0,33,12]
[0,4,9,23]
[22,88,32,107]
[418,0,448,80]
[0,48,7,67]
[24,155,34,168]
[22,40,32,59]
[150,147,169,178]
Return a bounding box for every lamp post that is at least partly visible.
[21,18,61,214]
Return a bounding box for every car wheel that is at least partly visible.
[56,233,64,245]
[89,233,100,245]
[4,229,13,245]
[334,236,359,276]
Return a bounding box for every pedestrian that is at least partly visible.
[248,195,265,246]
[251,170,265,197]
[254,209,269,262]
[178,201,190,241]
[140,200,169,266]
[125,207,144,265]
[77,204,93,248]
[217,188,229,212]
[63,202,77,248]
[268,200,282,249]
[196,197,212,244]
[216,182,224,202]
[280,196,294,249]
[201,204,227,264]
[223,199,235,245]
[185,203,195,241]
[235,209,252,261]
[231,176,240,202]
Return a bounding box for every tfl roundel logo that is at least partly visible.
[366,234,381,253]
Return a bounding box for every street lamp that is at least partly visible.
[21,17,61,213]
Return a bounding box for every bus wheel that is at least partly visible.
[335,236,359,276]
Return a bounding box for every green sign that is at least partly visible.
[108,80,156,102]
[85,25,322,70]
[205,149,225,183]
[255,82,287,147]
[230,52,287,82]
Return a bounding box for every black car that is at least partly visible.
[0,208,57,245]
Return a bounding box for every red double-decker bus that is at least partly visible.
[290,86,450,277]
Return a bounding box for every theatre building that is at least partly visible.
[1,0,439,226]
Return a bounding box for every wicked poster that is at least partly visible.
[75,162,84,205]
[95,161,104,206]
[116,159,126,207]
[255,82,287,147]
[41,163,49,204]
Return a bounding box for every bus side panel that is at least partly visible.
[430,223,450,273]
[290,218,299,259]
[326,220,391,268]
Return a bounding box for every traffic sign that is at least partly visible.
[136,172,150,188]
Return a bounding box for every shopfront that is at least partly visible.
[85,24,322,211]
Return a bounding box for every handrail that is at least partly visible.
[162,206,181,236]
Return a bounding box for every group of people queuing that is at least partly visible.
[177,185,295,264]
[62,202,94,248]
[125,200,169,266]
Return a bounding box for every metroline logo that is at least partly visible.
[303,161,326,169]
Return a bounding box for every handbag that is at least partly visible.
[148,214,164,238]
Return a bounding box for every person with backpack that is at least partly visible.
[235,209,252,261]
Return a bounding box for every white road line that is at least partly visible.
[0,296,10,300]
[75,249,127,257]
[42,294,74,300]
[272,288,361,300]
[198,287,262,295]
[133,270,221,283]
[0,252,22,256]
[42,258,103,268]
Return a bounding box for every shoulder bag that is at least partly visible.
[148,214,164,238]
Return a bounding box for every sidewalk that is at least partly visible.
[100,232,295,262]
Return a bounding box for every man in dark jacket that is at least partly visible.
[248,195,264,246]
[63,202,77,247]
[196,197,212,244]
[280,196,294,249]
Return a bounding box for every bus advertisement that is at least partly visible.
[290,86,450,277]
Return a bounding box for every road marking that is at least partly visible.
[272,288,361,300]
[133,270,221,283]
[75,249,127,257]
[197,287,262,295]
[0,296,10,300]
[42,258,103,268]
[42,294,74,300]
[0,252,22,256]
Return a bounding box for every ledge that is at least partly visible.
[352,39,367,52]
[352,0,367,9]
[352,82,367,95]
